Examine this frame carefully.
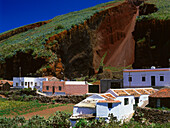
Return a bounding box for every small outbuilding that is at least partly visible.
[149,88,170,108]
[0,80,12,91]
[100,79,123,93]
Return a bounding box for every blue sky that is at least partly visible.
[0,0,113,33]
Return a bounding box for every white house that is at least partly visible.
[70,92,135,126]
[13,77,48,91]
[106,88,156,107]
[123,67,170,88]
[70,88,157,126]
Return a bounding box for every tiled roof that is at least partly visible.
[98,99,121,103]
[112,90,129,96]
[105,93,116,99]
[149,88,170,98]
[125,89,140,97]
[123,68,170,72]
[110,88,155,96]
[145,89,156,94]
[0,80,13,86]
[100,93,116,100]
[135,89,150,95]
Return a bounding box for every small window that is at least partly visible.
[21,82,24,86]
[35,82,37,86]
[28,82,30,87]
[25,82,27,86]
[129,77,132,82]
[46,86,49,90]
[59,86,62,91]
[124,98,129,105]
[160,76,164,81]
[108,103,112,108]
[16,83,19,86]
[31,82,33,86]
[142,77,145,82]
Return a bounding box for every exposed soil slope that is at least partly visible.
[45,2,137,78]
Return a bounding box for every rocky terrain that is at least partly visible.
[0,0,169,80]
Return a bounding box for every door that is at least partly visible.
[52,86,55,94]
[151,76,155,86]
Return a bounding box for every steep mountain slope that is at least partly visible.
[0,0,137,79]
[132,0,170,69]
[1,0,169,80]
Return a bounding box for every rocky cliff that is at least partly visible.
[0,0,169,80]
[133,2,170,69]
[45,2,137,79]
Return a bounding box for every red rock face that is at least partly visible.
[45,2,138,79]
[94,3,137,68]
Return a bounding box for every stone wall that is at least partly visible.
[134,107,170,123]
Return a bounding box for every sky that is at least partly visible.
[0,0,113,33]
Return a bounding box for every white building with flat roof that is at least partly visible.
[123,68,170,88]
[13,77,48,91]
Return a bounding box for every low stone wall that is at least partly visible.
[134,107,170,123]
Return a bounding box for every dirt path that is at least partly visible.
[0,94,6,98]
[6,104,74,120]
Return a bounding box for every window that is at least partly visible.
[46,86,49,90]
[129,77,132,82]
[25,82,27,86]
[124,98,129,105]
[21,82,24,86]
[108,103,112,108]
[31,82,33,86]
[160,76,164,81]
[16,83,18,86]
[59,86,62,91]
[142,77,145,82]
[35,82,37,86]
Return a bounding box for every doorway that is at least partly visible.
[52,86,55,94]
[151,76,155,86]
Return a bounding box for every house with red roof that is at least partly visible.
[123,67,170,88]
[70,88,158,126]
[149,88,170,108]
[70,91,135,126]
[106,88,157,107]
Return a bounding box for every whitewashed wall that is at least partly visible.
[138,95,149,107]
[96,96,134,121]
[13,77,48,91]
[73,107,96,115]
[123,70,170,87]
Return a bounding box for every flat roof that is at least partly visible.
[123,68,170,72]
[74,99,97,108]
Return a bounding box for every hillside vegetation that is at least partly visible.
[137,0,170,20]
[0,0,123,63]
